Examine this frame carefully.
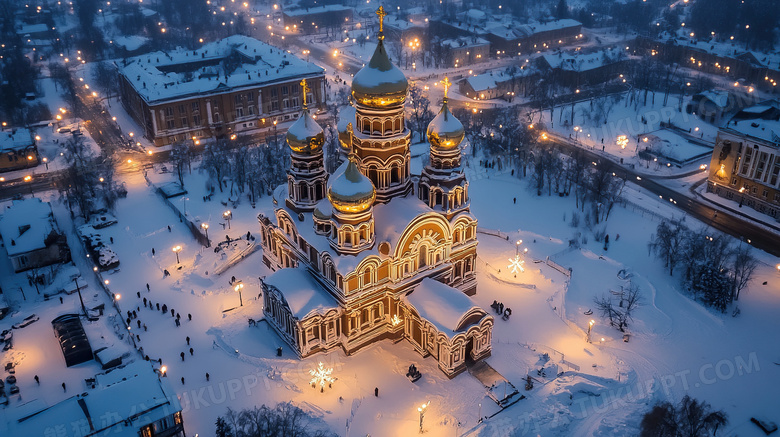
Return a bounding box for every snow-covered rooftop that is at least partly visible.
[466,71,503,92]
[663,30,780,70]
[728,118,780,145]
[284,4,352,16]
[404,278,483,333]
[441,36,489,49]
[113,35,150,52]
[0,129,34,152]
[3,361,181,437]
[0,198,56,256]
[541,47,625,72]
[263,266,339,318]
[520,19,581,34]
[117,35,324,105]
[696,90,731,108]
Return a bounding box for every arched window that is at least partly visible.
[299,182,309,200]
[362,268,371,287]
[372,120,381,135]
[420,184,429,203]
[391,164,401,184]
[368,166,379,188]
[434,190,443,207]
[418,245,428,269]
[343,230,352,246]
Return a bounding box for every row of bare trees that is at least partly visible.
[648,219,758,312]
[216,403,334,437]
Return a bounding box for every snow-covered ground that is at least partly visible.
[3,145,779,436]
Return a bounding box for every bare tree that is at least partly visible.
[648,219,687,276]
[640,395,727,437]
[731,243,757,301]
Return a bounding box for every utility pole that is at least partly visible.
[74,277,87,316]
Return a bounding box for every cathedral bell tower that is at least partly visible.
[285,79,328,212]
[326,156,377,255]
[339,6,412,203]
[419,77,470,220]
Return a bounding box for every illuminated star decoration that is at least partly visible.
[616,135,629,149]
[309,362,335,392]
[508,255,525,274]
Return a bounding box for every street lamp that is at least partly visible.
[223,210,232,229]
[172,245,182,264]
[587,319,595,343]
[739,187,746,207]
[234,281,244,306]
[418,401,430,433]
[201,222,209,243]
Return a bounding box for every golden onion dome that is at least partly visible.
[327,159,376,214]
[313,197,332,220]
[351,38,408,108]
[427,98,465,150]
[286,108,324,154]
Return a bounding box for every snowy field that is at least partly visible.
[2,147,779,436]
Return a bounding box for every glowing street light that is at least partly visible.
[587,319,595,343]
[418,401,430,433]
[234,281,244,307]
[201,222,209,242]
[223,210,232,229]
[172,245,182,263]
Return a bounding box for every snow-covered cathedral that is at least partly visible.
[258,6,493,378]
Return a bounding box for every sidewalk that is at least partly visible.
[689,180,780,236]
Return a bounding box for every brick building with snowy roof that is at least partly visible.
[117,35,326,147]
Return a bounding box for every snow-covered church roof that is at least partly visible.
[263,267,339,319]
[404,278,485,334]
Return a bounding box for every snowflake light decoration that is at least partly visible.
[309,362,335,391]
[616,135,629,149]
[508,255,525,274]
[391,314,402,326]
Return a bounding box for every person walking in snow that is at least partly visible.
[62,382,66,392]
[34,375,39,384]
[152,248,155,256]
[186,336,190,345]
[180,352,185,361]
[189,347,194,356]
[181,377,185,385]
[188,313,192,321]
[156,303,160,311]
[162,304,167,314]
[206,373,210,381]
[146,283,150,292]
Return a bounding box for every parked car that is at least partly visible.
[90,213,118,229]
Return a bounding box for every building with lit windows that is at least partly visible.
[117,35,326,147]
[706,100,780,219]
[282,5,353,34]
[2,361,184,437]
[0,129,39,172]
[258,8,492,378]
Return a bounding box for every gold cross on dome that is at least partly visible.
[376,6,387,34]
[300,78,310,107]
[442,77,451,99]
